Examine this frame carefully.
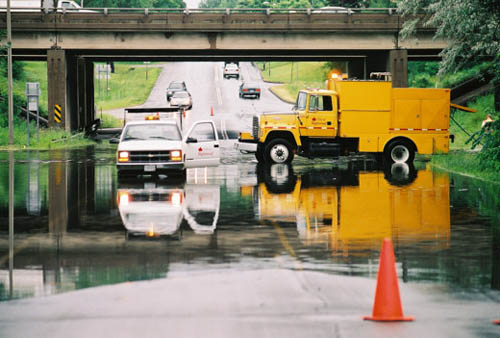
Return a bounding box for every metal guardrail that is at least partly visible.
[0,8,431,33]
[0,7,401,15]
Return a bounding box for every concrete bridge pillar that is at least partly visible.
[47,49,68,129]
[48,50,94,131]
[346,50,408,87]
[76,58,95,131]
[389,49,408,88]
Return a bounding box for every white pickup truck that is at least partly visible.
[0,0,87,12]
[111,117,220,178]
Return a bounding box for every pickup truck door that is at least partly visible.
[183,120,220,168]
[183,184,220,235]
[301,94,338,137]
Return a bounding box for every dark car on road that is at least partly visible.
[166,81,188,102]
[239,82,261,99]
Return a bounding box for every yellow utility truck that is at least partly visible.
[237,72,469,164]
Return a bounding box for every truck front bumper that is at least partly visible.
[235,141,258,153]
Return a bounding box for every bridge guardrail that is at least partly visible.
[0,9,433,33]
[0,7,400,15]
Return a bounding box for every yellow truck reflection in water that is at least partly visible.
[254,166,450,253]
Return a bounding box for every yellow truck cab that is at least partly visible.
[237,72,470,164]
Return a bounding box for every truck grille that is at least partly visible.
[129,151,171,163]
[252,115,259,139]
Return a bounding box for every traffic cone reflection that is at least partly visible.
[494,320,500,325]
[364,238,414,322]
[210,106,214,116]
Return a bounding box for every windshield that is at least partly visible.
[123,124,181,141]
[296,91,307,110]
[169,83,184,90]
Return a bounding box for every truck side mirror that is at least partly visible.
[109,138,120,144]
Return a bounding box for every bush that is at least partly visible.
[467,119,500,171]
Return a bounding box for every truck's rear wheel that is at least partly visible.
[385,139,415,164]
[264,138,294,164]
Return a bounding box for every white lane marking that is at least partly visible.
[216,87,223,106]
[220,119,229,140]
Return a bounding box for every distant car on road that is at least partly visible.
[166,81,188,102]
[170,91,193,109]
[312,6,353,14]
[223,63,240,79]
[239,82,261,99]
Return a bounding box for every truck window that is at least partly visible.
[189,122,216,142]
[296,92,307,110]
[309,96,318,111]
[308,95,333,112]
[320,95,333,111]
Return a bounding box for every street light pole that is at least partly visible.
[7,0,14,145]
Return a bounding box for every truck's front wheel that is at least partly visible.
[255,145,265,163]
[264,138,295,164]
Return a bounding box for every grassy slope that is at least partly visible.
[0,62,162,148]
[256,62,327,102]
[94,63,162,111]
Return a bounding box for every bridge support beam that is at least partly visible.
[389,49,408,88]
[47,49,68,129]
[345,49,408,86]
[76,58,95,131]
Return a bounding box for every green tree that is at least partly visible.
[398,0,500,85]
[399,0,500,170]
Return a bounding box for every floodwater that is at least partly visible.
[0,146,499,301]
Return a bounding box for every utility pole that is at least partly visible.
[7,0,14,145]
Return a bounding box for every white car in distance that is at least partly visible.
[170,91,193,109]
[223,63,240,79]
[111,118,220,178]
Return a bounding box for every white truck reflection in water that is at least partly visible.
[117,181,220,238]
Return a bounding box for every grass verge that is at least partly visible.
[0,125,94,150]
[95,63,162,111]
[256,62,328,102]
[430,151,500,184]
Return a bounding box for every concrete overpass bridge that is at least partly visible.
[0,8,447,131]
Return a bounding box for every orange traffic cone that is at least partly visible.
[494,320,500,325]
[210,106,214,116]
[364,238,414,322]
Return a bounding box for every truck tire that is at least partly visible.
[255,145,265,163]
[258,163,297,194]
[264,138,295,164]
[385,139,415,164]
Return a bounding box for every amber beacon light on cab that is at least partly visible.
[236,70,475,164]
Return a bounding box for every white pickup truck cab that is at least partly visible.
[117,182,220,238]
[113,119,220,178]
[0,0,87,12]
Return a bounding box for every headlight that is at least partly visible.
[118,191,129,205]
[118,151,129,162]
[170,150,182,161]
[171,191,182,206]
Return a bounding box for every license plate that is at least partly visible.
[144,165,156,172]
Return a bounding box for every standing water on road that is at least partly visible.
[0,147,499,301]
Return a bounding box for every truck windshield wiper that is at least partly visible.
[123,136,142,141]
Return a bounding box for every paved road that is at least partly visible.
[105,62,292,138]
[1,269,499,338]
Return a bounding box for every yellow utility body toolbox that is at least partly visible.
[237,71,473,164]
